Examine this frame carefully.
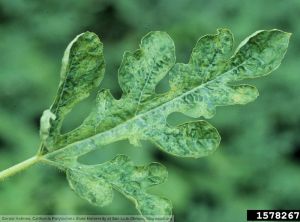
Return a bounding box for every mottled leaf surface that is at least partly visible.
[40,31,105,150]
[40,29,290,219]
[49,29,290,158]
[66,155,171,220]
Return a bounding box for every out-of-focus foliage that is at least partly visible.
[0,0,299,221]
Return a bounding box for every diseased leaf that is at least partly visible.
[55,31,176,148]
[66,155,171,220]
[119,31,175,102]
[42,31,105,150]
[40,29,290,219]
[50,29,289,158]
[67,170,113,207]
[143,121,220,157]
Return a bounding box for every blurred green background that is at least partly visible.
[0,0,299,221]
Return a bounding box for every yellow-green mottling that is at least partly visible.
[40,29,290,220]
[67,155,171,221]
[41,32,105,150]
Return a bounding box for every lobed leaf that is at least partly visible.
[41,29,290,219]
[40,31,105,150]
[66,155,171,220]
[50,29,290,158]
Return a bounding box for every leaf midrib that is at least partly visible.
[44,60,245,160]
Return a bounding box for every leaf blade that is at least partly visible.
[43,31,105,150]
[42,28,290,219]
[48,29,290,160]
[65,155,172,220]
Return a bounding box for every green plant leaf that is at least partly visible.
[48,29,290,158]
[40,31,105,150]
[66,155,171,220]
[41,29,290,219]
